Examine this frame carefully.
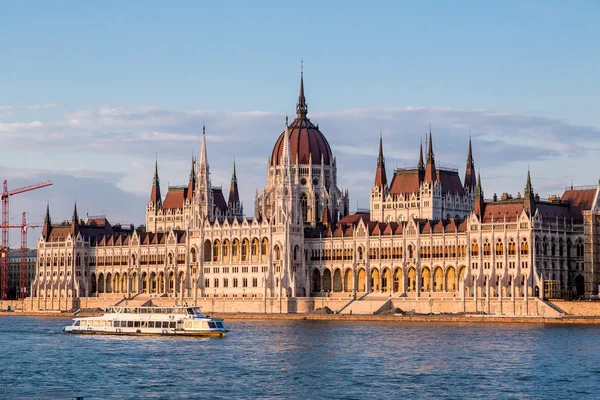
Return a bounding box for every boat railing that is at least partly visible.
[106,306,202,315]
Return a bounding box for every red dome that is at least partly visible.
[271,116,333,166]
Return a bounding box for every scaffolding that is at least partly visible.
[544,280,561,299]
[583,210,600,297]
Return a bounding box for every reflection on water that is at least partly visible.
[1,317,599,399]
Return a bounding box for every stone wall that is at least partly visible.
[548,300,600,316]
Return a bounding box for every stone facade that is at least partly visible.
[29,73,600,312]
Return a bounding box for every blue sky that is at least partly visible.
[0,1,599,246]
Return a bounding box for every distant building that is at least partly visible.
[30,71,600,311]
[6,249,37,299]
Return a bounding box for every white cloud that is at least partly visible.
[0,103,598,240]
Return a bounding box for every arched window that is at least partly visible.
[551,238,556,256]
[233,239,240,258]
[300,193,308,223]
[483,239,491,256]
[274,245,281,261]
[241,239,249,261]
[471,240,479,257]
[204,240,211,262]
[508,239,516,256]
[521,238,529,255]
[358,246,364,260]
[408,245,413,259]
[261,238,268,256]
[495,239,503,256]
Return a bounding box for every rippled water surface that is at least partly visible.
[1,317,600,399]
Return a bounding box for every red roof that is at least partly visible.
[561,188,596,222]
[163,187,186,210]
[271,117,332,166]
[482,202,524,223]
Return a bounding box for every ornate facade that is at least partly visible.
[30,72,600,311]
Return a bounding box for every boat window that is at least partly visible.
[113,321,119,327]
[134,321,141,328]
[141,321,148,328]
[216,322,224,329]
[169,322,176,329]
[74,321,80,327]
[208,321,217,329]
[192,321,201,329]
[148,321,155,328]
[93,320,99,327]
[120,321,126,328]
[162,321,169,329]
[127,321,134,328]
[201,321,209,329]
[184,322,191,329]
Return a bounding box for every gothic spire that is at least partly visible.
[374,132,387,188]
[150,158,162,206]
[464,134,477,189]
[418,139,424,170]
[199,124,208,171]
[70,201,79,236]
[296,61,308,118]
[474,171,484,217]
[228,160,240,206]
[72,201,78,223]
[186,156,195,201]
[524,168,536,214]
[42,204,51,240]
[424,126,437,182]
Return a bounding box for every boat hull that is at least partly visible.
[64,329,226,338]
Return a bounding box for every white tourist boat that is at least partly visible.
[63,306,229,338]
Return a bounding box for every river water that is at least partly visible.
[0,317,599,399]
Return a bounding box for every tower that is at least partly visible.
[464,135,477,191]
[196,125,214,223]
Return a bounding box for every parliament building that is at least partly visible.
[30,72,600,313]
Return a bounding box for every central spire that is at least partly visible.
[296,61,308,118]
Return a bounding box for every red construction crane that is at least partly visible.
[1,180,52,299]
[0,213,43,298]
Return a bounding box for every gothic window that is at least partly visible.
[408,245,413,259]
[495,239,503,256]
[261,238,268,256]
[521,238,529,255]
[483,240,491,256]
[551,238,556,256]
[471,240,479,257]
[242,239,249,261]
[300,193,308,223]
[508,239,516,256]
[204,240,211,262]
[233,239,240,258]
[274,245,281,261]
[190,248,197,263]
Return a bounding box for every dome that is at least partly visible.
[271,116,333,166]
[270,72,333,166]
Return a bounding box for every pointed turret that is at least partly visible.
[418,140,424,170]
[524,169,535,214]
[42,204,51,240]
[70,201,79,236]
[322,200,332,226]
[424,127,437,182]
[473,172,484,217]
[296,62,308,119]
[374,133,387,188]
[464,135,477,189]
[186,156,195,201]
[228,160,240,206]
[150,159,162,206]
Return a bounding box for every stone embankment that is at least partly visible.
[4,309,600,324]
